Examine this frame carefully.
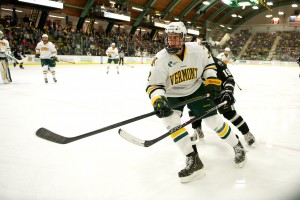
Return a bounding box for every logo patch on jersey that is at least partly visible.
[168,61,178,68]
[41,47,50,51]
[0,41,8,46]
[169,68,198,85]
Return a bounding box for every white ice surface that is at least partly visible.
[0,63,300,200]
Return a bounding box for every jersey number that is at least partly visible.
[223,69,232,77]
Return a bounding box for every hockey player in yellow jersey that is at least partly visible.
[146,22,246,183]
[35,34,58,83]
[0,30,12,84]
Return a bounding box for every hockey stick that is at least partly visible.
[59,59,75,64]
[118,101,227,147]
[6,54,23,64]
[235,82,242,91]
[36,94,210,144]
[124,64,134,68]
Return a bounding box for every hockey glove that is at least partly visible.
[35,54,40,58]
[205,77,222,99]
[152,96,173,118]
[51,56,59,62]
[221,90,235,106]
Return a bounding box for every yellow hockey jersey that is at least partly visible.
[35,41,57,59]
[0,38,11,58]
[146,42,217,98]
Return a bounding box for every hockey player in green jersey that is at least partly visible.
[146,22,246,183]
[189,44,256,147]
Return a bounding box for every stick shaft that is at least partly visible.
[36,94,209,144]
[119,101,226,147]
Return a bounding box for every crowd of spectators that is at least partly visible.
[1,12,300,62]
[222,30,300,62]
[50,25,166,57]
[222,30,252,58]
[0,12,166,58]
[272,31,300,61]
[240,32,278,60]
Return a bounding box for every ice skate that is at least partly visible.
[233,141,247,168]
[178,152,205,183]
[44,78,48,83]
[244,131,256,147]
[53,78,57,83]
[190,127,205,143]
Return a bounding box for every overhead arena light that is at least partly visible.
[132,6,143,11]
[18,0,63,9]
[1,8,23,12]
[103,11,130,22]
[267,2,273,6]
[49,14,65,19]
[222,0,258,7]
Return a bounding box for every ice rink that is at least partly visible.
[0,62,300,200]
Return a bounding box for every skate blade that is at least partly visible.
[180,168,206,183]
[235,157,247,168]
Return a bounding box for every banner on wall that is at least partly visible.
[289,16,300,26]
[13,56,297,67]
[17,55,154,65]
[271,17,280,24]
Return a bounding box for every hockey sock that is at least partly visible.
[223,111,249,135]
[170,127,194,155]
[203,115,238,147]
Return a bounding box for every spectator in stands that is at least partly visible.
[11,8,18,26]
[23,14,30,27]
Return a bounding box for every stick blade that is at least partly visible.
[118,129,146,147]
[36,128,69,144]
